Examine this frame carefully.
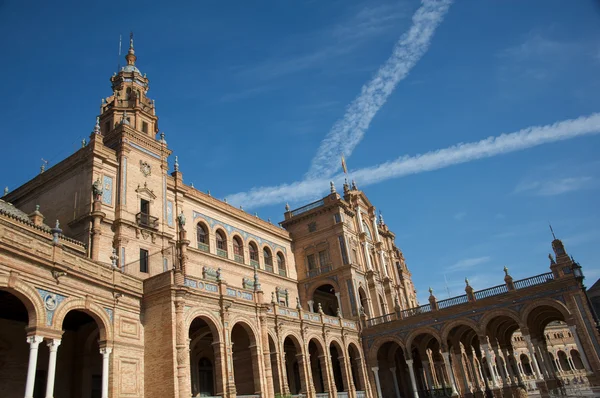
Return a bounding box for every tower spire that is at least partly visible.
[125,31,136,66]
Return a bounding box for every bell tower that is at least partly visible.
[99,32,158,140]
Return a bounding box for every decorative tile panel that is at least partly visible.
[105,307,114,323]
[102,176,113,205]
[167,201,174,227]
[36,288,66,326]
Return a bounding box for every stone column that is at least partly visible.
[100,347,112,398]
[502,348,517,386]
[355,356,369,395]
[390,367,401,398]
[259,315,274,397]
[456,352,471,394]
[335,292,343,317]
[532,340,551,379]
[318,354,332,393]
[371,367,383,398]
[308,300,315,312]
[363,242,373,270]
[175,301,191,398]
[212,341,227,397]
[569,325,592,371]
[45,338,61,398]
[467,354,481,391]
[523,335,543,379]
[481,344,499,389]
[442,351,459,396]
[296,353,310,394]
[25,336,43,398]
[337,355,350,393]
[422,360,434,390]
[491,345,508,385]
[405,359,420,398]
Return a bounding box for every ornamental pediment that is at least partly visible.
[135,182,156,200]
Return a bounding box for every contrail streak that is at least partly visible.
[228,113,600,208]
[306,0,453,179]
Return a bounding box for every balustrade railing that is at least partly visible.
[307,264,332,278]
[136,212,158,229]
[437,294,468,309]
[401,303,431,318]
[514,272,555,290]
[367,312,397,327]
[474,283,508,300]
[290,199,325,217]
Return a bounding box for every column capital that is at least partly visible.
[406,359,414,365]
[100,347,113,356]
[47,338,61,351]
[390,366,396,373]
[26,335,44,346]
[371,366,379,372]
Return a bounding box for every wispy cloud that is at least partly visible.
[227,112,600,208]
[454,211,467,221]
[306,0,453,179]
[448,256,491,272]
[236,2,408,81]
[514,176,593,196]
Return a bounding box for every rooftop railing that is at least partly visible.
[290,199,324,217]
[365,270,560,328]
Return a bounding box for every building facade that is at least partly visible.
[0,37,599,398]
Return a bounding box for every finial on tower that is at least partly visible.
[125,31,137,66]
[174,156,179,172]
[93,116,101,134]
[330,181,336,194]
[3,187,8,196]
[379,210,385,225]
[285,203,290,212]
[351,179,357,190]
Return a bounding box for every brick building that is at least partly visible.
[0,36,599,398]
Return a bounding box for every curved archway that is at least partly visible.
[348,342,367,393]
[277,252,287,277]
[520,354,533,376]
[357,286,370,317]
[52,298,112,342]
[329,340,346,392]
[0,276,44,329]
[571,349,585,370]
[263,247,273,272]
[196,222,209,252]
[189,315,223,396]
[308,338,327,394]
[231,322,260,395]
[249,241,259,267]
[55,310,104,397]
[0,289,40,396]
[312,284,338,316]
[215,229,228,258]
[232,235,244,263]
[376,340,413,398]
[282,334,306,395]
[557,350,571,372]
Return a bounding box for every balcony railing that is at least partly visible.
[250,259,259,268]
[307,264,332,278]
[290,199,325,217]
[437,294,468,309]
[136,212,158,229]
[197,242,209,252]
[367,312,398,327]
[234,254,244,263]
[279,269,287,277]
[265,264,273,273]
[217,249,228,258]
[514,272,555,290]
[474,283,508,300]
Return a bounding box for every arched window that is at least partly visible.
[216,230,227,258]
[362,221,372,240]
[197,223,209,252]
[277,252,286,277]
[264,247,273,272]
[249,242,259,267]
[233,236,244,263]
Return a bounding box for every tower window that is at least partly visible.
[140,249,149,273]
[104,121,111,134]
[142,121,149,134]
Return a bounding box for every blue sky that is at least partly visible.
[1,0,599,303]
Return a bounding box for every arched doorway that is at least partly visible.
[267,335,281,395]
[329,342,345,392]
[56,310,103,398]
[189,317,222,396]
[557,351,571,372]
[376,341,412,398]
[231,323,259,395]
[283,336,304,395]
[308,339,327,393]
[520,354,533,376]
[358,287,370,317]
[571,350,585,370]
[0,290,37,398]
[348,343,366,393]
[313,284,338,316]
